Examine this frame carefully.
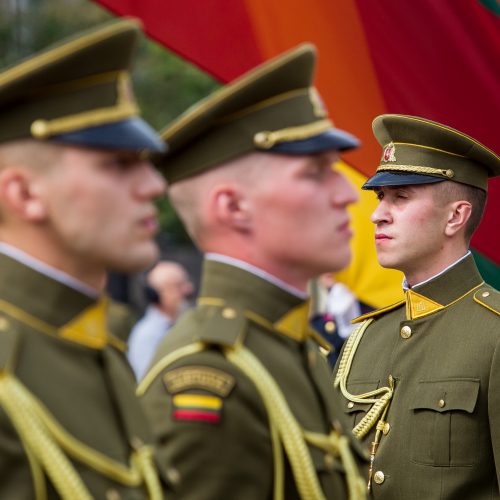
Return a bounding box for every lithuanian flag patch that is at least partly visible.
[172,394,223,424]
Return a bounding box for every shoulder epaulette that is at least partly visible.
[473,287,500,316]
[352,299,406,324]
[193,301,248,347]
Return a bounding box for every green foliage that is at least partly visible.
[0,0,220,245]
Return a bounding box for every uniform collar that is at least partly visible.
[405,254,484,320]
[0,243,98,298]
[402,251,471,291]
[205,253,308,299]
[199,259,304,324]
[198,259,326,346]
[354,254,484,323]
[0,252,116,350]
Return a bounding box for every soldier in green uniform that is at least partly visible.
[138,44,367,499]
[333,114,500,499]
[0,19,168,499]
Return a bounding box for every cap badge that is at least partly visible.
[383,142,397,162]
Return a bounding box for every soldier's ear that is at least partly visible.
[444,200,472,237]
[212,184,252,232]
[0,167,48,221]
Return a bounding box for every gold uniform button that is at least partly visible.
[165,467,181,486]
[324,321,336,333]
[347,401,355,409]
[438,399,446,408]
[324,453,336,471]
[106,489,121,500]
[382,422,391,435]
[373,470,385,485]
[0,316,10,331]
[482,291,490,298]
[222,307,237,319]
[400,326,412,339]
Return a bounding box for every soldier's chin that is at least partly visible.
[376,255,396,270]
[330,248,352,273]
[110,245,160,274]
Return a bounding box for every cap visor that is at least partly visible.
[269,128,360,154]
[52,117,166,152]
[362,171,446,190]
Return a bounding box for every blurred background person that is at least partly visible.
[128,260,194,380]
[310,273,373,367]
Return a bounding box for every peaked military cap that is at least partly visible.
[155,43,359,183]
[0,18,165,152]
[363,114,500,191]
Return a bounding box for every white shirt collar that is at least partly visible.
[0,242,99,298]
[402,251,471,291]
[206,253,308,299]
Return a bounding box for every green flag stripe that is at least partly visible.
[472,249,500,290]
[477,0,500,15]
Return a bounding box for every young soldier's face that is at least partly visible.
[250,151,358,283]
[42,146,166,275]
[371,184,449,276]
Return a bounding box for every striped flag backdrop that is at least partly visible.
[93,0,500,306]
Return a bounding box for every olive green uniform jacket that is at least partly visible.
[333,255,500,499]
[0,252,163,499]
[139,259,366,499]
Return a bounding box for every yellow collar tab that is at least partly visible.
[59,298,110,349]
[273,301,311,341]
[273,301,331,350]
[405,290,444,320]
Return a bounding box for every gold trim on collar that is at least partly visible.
[196,297,328,348]
[0,297,111,349]
[352,299,405,323]
[405,290,444,320]
[0,298,58,338]
[405,282,484,320]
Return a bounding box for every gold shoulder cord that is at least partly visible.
[225,345,366,500]
[0,373,162,500]
[334,319,394,490]
[139,342,366,500]
[138,342,284,500]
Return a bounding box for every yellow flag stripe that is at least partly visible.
[172,394,222,410]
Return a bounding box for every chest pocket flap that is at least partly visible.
[410,378,480,413]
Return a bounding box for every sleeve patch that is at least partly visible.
[163,366,235,397]
[172,393,222,424]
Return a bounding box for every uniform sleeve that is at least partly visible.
[140,351,275,500]
[488,334,500,489]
